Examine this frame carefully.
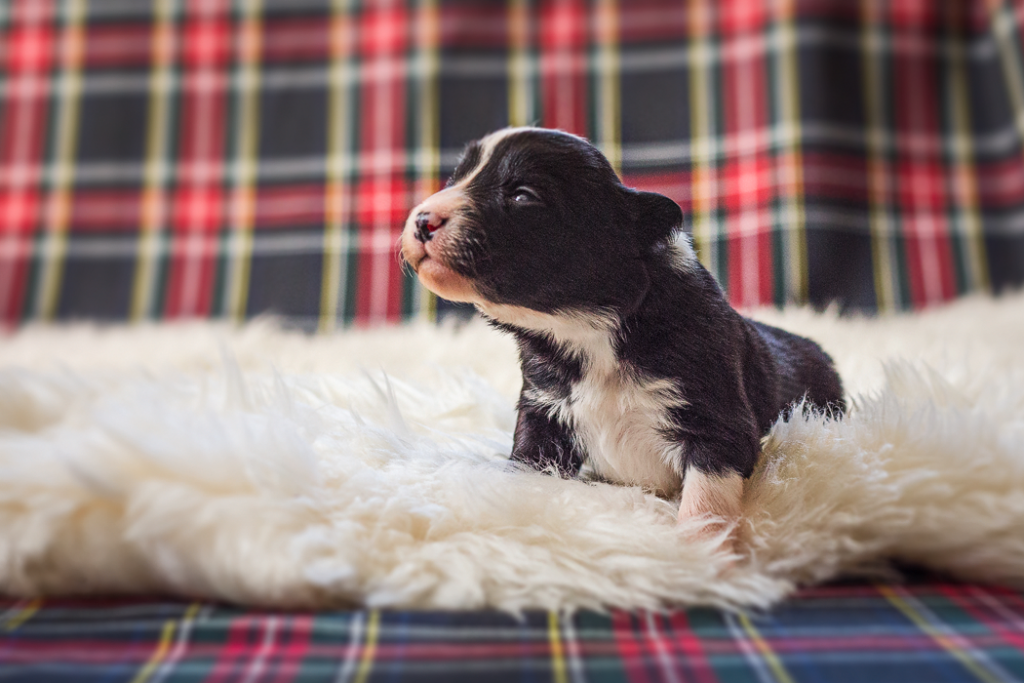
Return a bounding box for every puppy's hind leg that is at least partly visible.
[678,465,743,547]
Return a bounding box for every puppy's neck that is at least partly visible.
[478,303,621,376]
[477,240,700,374]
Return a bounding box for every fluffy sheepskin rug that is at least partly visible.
[2,294,1024,612]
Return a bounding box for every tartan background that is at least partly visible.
[5,582,1024,682]
[2,0,1024,329]
[5,5,1024,678]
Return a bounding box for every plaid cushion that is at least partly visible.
[2,0,1024,329]
[3,582,1024,682]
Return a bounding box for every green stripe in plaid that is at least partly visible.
[2,1,1024,327]
[4,583,1024,682]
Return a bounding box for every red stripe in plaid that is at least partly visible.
[977,158,1024,208]
[622,171,692,209]
[611,0,992,40]
[721,4,774,309]
[438,4,508,48]
[356,5,409,326]
[166,0,231,319]
[801,153,871,204]
[0,0,55,326]
[344,642,564,660]
[642,612,687,683]
[70,190,143,231]
[83,23,155,68]
[667,612,718,683]
[0,641,177,664]
[267,615,313,683]
[255,184,327,228]
[612,610,654,683]
[617,3,689,43]
[539,0,588,136]
[208,614,278,683]
[719,0,771,34]
[893,17,957,307]
[889,0,942,30]
[180,9,232,68]
[261,18,330,64]
[0,639,627,663]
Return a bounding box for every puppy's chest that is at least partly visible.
[526,356,686,495]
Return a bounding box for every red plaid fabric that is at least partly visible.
[1,0,1023,328]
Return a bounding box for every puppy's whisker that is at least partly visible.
[393,234,406,268]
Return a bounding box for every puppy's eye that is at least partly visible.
[510,186,541,205]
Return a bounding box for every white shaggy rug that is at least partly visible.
[2,295,1024,612]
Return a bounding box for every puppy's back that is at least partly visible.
[749,319,845,419]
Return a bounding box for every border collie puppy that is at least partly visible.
[401,127,844,532]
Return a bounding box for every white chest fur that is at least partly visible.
[555,362,686,496]
[483,303,687,496]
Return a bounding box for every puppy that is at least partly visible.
[401,127,844,535]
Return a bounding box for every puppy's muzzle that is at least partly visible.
[414,211,447,243]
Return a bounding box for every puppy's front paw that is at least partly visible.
[677,467,743,556]
[677,509,739,553]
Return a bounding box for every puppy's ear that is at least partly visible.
[631,190,683,248]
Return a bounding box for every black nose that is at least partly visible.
[414,211,446,243]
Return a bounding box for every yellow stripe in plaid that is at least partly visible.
[226,0,263,322]
[946,2,992,294]
[320,0,354,333]
[547,611,569,683]
[946,26,990,294]
[508,0,533,128]
[595,0,621,176]
[737,613,797,683]
[879,584,1010,683]
[776,0,809,304]
[1,598,42,633]
[131,0,176,321]
[352,610,380,683]
[862,0,899,312]
[128,603,201,683]
[989,1,1024,175]
[687,0,718,278]
[35,0,86,320]
[413,0,441,323]
[876,581,1011,683]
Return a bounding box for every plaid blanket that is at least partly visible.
[2,0,1024,329]
[3,582,1024,682]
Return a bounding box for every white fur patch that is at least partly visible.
[445,127,534,192]
[671,232,698,265]
[2,294,1024,611]
[480,303,688,495]
[679,467,743,522]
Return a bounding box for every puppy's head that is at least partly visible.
[401,127,684,322]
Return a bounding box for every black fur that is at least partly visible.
[440,129,844,483]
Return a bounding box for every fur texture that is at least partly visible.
[1,294,1024,611]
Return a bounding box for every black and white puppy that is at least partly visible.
[401,127,844,532]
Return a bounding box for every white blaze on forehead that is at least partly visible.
[450,127,538,191]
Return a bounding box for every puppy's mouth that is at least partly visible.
[400,225,480,304]
[408,243,443,276]
[416,251,455,281]
[402,235,442,272]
